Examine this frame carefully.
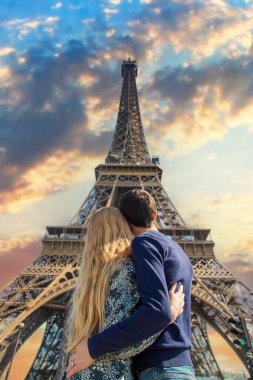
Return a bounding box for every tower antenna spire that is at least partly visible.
[106,58,150,164]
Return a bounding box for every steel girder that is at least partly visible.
[191,313,223,379]
[1,174,252,378]
[25,312,66,380]
[0,59,252,379]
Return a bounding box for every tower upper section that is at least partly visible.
[106,58,151,165]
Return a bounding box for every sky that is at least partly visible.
[0,0,252,377]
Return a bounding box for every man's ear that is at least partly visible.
[128,223,135,233]
[154,209,158,221]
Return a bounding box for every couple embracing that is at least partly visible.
[64,189,195,380]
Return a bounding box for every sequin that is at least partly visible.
[67,259,160,380]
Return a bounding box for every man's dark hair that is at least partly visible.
[119,189,156,227]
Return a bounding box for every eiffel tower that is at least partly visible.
[0,58,252,380]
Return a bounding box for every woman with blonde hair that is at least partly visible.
[64,207,184,380]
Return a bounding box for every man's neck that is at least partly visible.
[131,223,158,236]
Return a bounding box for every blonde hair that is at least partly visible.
[66,207,132,352]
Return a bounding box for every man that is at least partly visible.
[67,189,195,380]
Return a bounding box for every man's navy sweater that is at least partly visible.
[88,229,193,370]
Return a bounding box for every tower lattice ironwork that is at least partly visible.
[0,59,252,380]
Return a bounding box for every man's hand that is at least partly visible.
[66,339,95,378]
[169,283,185,324]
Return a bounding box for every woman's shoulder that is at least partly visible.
[104,258,138,325]
[108,259,136,292]
[111,258,135,281]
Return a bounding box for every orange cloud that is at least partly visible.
[18,56,26,64]
[181,191,253,264]
[86,95,118,131]
[0,46,15,56]
[0,66,12,80]
[78,73,98,88]
[0,149,98,215]
[0,235,38,254]
[0,65,25,105]
[142,96,226,158]
[0,238,41,288]
[129,2,253,62]
[141,60,253,158]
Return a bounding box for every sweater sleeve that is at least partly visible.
[88,235,172,359]
[102,330,161,360]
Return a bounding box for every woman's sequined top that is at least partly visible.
[66,259,160,380]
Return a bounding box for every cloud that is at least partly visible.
[106,28,116,38]
[108,0,121,4]
[181,191,253,272]
[128,0,253,61]
[1,22,252,215]
[52,2,62,9]
[0,46,15,56]
[103,8,119,15]
[141,55,253,157]
[0,235,39,255]
[0,238,41,288]
[0,40,123,213]
[223,257,253,290]
[0,1,252,228]
[1,16,59,37]
[0,66,12,80]
[0,150,99,215]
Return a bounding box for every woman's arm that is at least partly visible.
[97,260,184,360]
[65,259,185,378]
[94,260,159,360]
[102,331,161,360]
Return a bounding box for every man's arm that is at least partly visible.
[87,236,172,359]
